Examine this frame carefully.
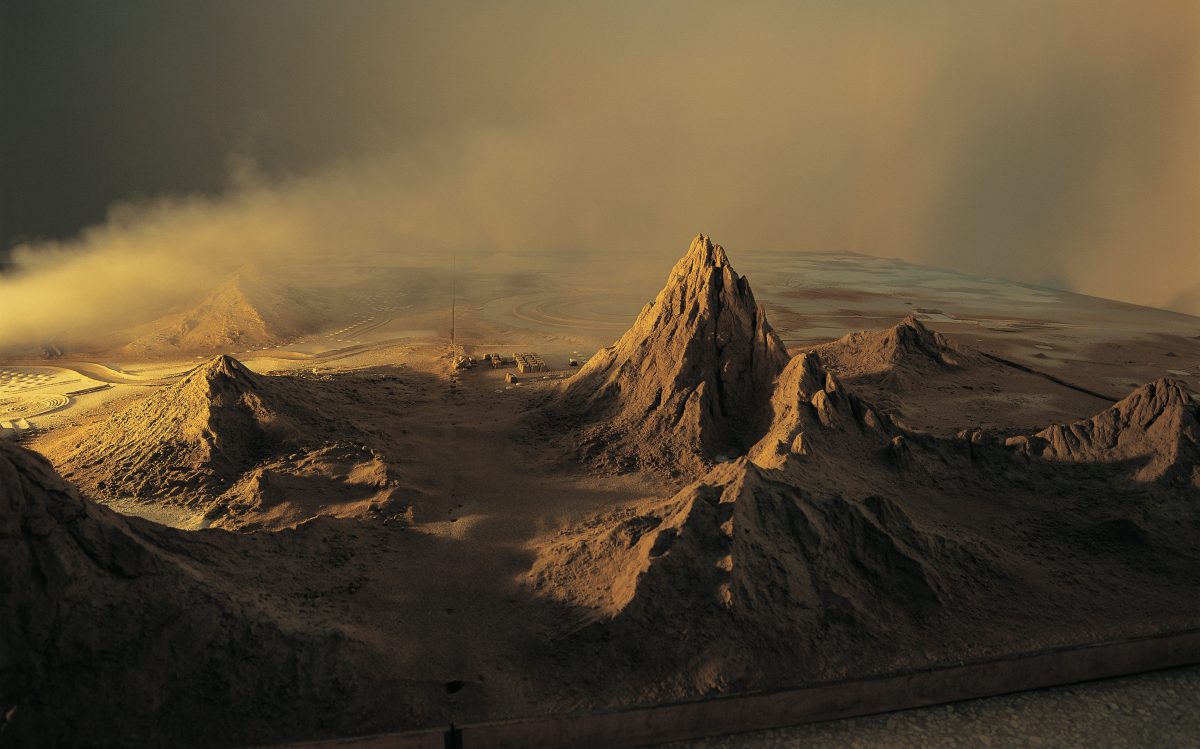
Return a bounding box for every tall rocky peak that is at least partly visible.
[561,234,790,473]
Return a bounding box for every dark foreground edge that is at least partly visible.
[265,628,1200,749]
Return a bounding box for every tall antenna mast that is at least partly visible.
[450,252,456,351]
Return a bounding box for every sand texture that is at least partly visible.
[0,440,376,747]
[36,355,409,530]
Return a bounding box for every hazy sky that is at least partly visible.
[2,1,1198,321]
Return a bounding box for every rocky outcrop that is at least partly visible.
[750,352,902,469]
[1008,378,1200,485]
[530,360,1200,690]
[0,440,352,746]
[810,315,969,382]
[557,234,789,473]
[210,442,409,530]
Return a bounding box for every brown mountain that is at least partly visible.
[812,315,968,376]
[37,355,406,528]
[555,234,789,474]
[1008,377,1199,485]
[810,315,1116,435]
[44,355,311,503]
[530,352,1200,699]
[122,274,322,355]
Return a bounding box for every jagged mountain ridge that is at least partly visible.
[1007,377,1199,485]
[533,306,1200,694]
[534,353,1000,642]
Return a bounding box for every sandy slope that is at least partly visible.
[35,355,409,530]
[0,440,373,747]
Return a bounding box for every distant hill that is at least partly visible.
[121,273,324,355]
[812,315,970,375]
[809,315,1116,435]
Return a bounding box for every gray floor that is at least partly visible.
[660,666,1200,749]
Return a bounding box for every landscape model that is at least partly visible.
[1,235,1198,747]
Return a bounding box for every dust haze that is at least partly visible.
[2,1,1197,351]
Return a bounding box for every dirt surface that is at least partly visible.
[2,236,1198,747]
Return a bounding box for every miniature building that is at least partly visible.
[513,352,547,373]
[489,353,503,369]
[568,358,579,367]
[505,373,519,384]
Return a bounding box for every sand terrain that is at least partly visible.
[1,236,1197,747]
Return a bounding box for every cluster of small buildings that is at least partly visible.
[482,352,548,373]
[513,353,547,373]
